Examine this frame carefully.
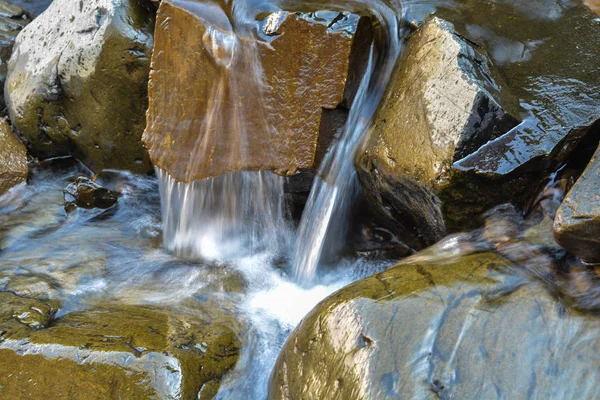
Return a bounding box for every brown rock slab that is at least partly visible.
[0,117,27,195]
[143,1,371,182]
[555,144,600,263]
[5,0,155,174]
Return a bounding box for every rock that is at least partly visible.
[0,2,30,112]
[554,145,600,263]
[0,302,241,399]
[143,1,372,182]
[584,0,600,15]
[358,3,600,250]
[270,252,600,399]
[357,16,520,250]
[5,0,155,174]
[0,291,59,331]
[0,118,27,196]
[64,177,118,213]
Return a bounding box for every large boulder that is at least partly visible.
[0,2,30,112]
[269,252,600,399]
[0,118,27,195]
[5,0,155,174]
[143,1,372,182]
[358,2,600,251]
[357,16,520,250]
[554,144,600,263]
[0,301,241,399]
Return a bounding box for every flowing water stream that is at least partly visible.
[2,0,600,398]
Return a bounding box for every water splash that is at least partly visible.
[158,168,291,261]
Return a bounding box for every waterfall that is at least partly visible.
[292,3,405,281]
[156,0,405,281]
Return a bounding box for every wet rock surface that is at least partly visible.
[554,144,600,263]
[8,0,52,16]
[143,1,371,182]
[0,302,241,399]
[64,177,118,213]
[0,117,27,196]
[5,0,155,174]
[270,251,600,399]
[0,2,30,112]
[358,2,600,249]
[357,16,520,250]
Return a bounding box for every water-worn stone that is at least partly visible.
[270,252,600,399]
[0,2,30,112]
[143,0,372,182]
[64,177,118,213]
[0,118,27,196]
[357,17,520,250]
[554,145,600,263]
[5,0,155,174]
[0,303,241,399]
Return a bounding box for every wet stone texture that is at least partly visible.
[143,0,372,182]
[269,252,600,400]
[357,16,520,251]
[554,143,600,263]
[0,2,30,112]
[0,302,241,400]
[64,177,118,213]
[0,117,27,195]
[434,1,600,228]
[5,0,155,174]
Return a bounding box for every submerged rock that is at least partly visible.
[143,1,372,182]
[0,2,30,112]
[64,177,118,213]
[554,145,600,263]
[357,17,520,250]
[0,118,27,196]
[0,291,59,331]
[270,252,600,399]
[0,303,241,399]
[5,0,155,174]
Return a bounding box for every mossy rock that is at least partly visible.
[269,252,600,399]
[0,302,241,399]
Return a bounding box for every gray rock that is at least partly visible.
[5,0,155,174]
[554,144,600,263]
[270,252,600,399]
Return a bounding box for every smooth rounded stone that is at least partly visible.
[5,0,155,174]
[554,145,600,263]
[0,303,241,399]
[0,117,27,196]
[356,16,520,250]
[269,253,600,399]
[64,176,118,213]
[0,2,30,112]
[143,0,372,182]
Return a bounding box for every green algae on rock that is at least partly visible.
[269,252,600,399]
[554,142,600,263]
[0,118,27,196]
[356,16,520,250]
[0,303,241,400]
[143,0,372,182]
[4,0,155,174]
